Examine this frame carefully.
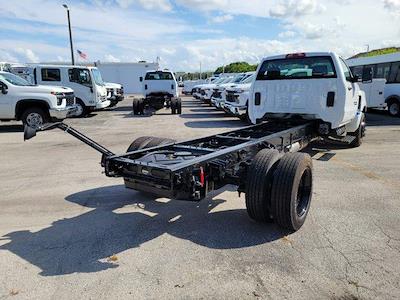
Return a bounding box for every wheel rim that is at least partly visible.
[389,102,399,115]
[75,103,84,116]
[26,112,43,129]
[295,168,312,218]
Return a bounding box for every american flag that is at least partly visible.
[77,49,87,60]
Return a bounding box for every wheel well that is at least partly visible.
[15,100,50,120]
[75,97,85,105]
[385,96,400,104]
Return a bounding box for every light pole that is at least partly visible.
[63,4,75,65]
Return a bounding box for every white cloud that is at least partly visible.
[383,0,400,10]
[278,30,296,39]
[270,0,326,18]
[104,54,121,62]
[114,0,172,11]
[14,48,39,62]
[1,0,400,72]
[175,0,229,11]
[211,14,233,23]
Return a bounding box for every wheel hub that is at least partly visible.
[26,112,43,129]
[389,102,399,115]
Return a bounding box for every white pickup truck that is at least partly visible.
[249,52,371,146]
[211,72,253,109]
[223,73,255,120]
[133,70,181,115]
[0,71,77,128]
[105,82,124,107]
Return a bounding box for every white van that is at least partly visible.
[32,65,109,116]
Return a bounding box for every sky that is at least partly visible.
[0,0,400,72]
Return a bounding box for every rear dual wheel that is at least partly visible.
[133,98,145,115]
[171,98,182,115]
[245,150,313,231]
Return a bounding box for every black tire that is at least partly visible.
[177,98,182,114]
[127,136,154,152]
[21,107,49,129]
[138,99,145,114]
[270,152,313,231]
[127,136,175,152]
[132,99,140,115]
[245,149,282,222]
[349,113,366,148]
[171,98,177,114]
[387,99,400,117]
[145,137,175,148]
[74,99,88,117]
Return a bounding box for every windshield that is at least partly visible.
[256,56,337,80]
[0,72,34,86]
[145,71,174,80]
[212,77,225,84]
[242,74,255,84]
[91,68,104,86]
[232,74,246,83]
[220,77,233,84]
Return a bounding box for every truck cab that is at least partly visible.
[33,65,109,116]
[249,52,369,139]
[0,71,77,128]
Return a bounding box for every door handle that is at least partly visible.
[347,87,353,91]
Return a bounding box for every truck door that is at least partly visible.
[68,68,95,107]
[339,58,359,116]
[0,80,12,118]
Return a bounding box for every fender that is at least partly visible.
[385,94,400,103]
[15,99,50,119]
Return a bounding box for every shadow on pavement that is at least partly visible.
[184,119,245,128]
[366,111,400,126]
[0,124,23,133]
[0,185,286,276]
[180,112,231,119]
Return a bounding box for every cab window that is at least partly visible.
[375,63,391,80]
[256,56,336,80]
[339,58,352,81]
[41,68,61,81]
[388,62,400,83]
[145,72,173,80]
[68,68,91,85]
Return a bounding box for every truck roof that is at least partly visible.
[31,64,96,70]
[262,52,336,61]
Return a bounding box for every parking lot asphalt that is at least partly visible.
[0,96,400,300]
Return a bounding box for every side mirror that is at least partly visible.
[362,67,373,82]
[1,83,8,94]
[139,77,143,82]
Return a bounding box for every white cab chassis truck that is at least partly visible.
[0,71,77,128]
[24,52,370,233]
[133,70,181,115]
[249,52,368,143]
[33,65,109,117]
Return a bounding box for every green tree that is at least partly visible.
[215,62,258,74]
